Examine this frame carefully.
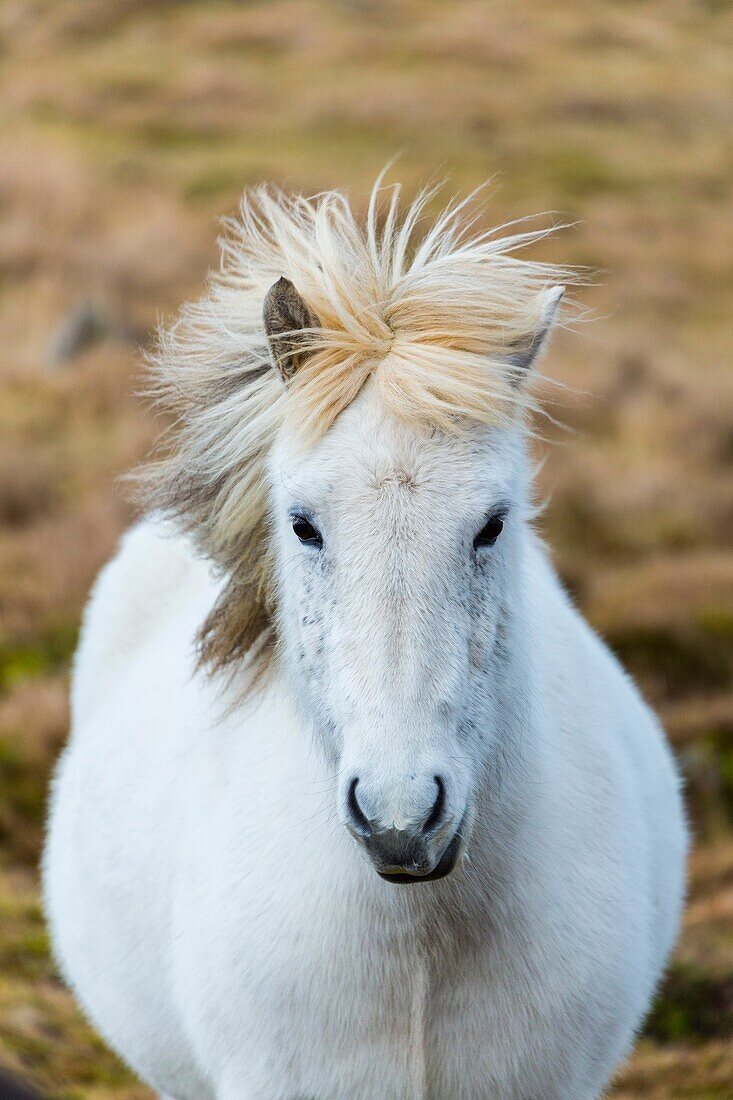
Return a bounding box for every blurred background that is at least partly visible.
[0,1,731,1096]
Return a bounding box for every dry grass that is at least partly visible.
[0,0,731,1095]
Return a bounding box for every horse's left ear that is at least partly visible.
[505,285,564,385]
[263,277,320,384]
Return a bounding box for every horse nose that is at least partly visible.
[344,774,453,878]
[345,775,447,840]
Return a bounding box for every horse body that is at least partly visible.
[44,184,686,1099]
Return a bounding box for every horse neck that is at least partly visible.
[470,520,544,848]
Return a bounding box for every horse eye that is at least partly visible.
[473,514,504,550]
[292,516,323,548]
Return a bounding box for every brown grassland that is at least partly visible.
[0,0,731,1096]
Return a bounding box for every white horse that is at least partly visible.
[44,183,687,1100]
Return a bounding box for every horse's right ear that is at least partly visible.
[502,285,564,386]
[263,277,320,384]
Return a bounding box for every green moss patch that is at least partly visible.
[0,626,78,695]
[644,963,733,1043]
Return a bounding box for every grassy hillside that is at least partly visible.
[0,1,731,1095]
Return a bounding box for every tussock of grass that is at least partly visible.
[607,624,731,701]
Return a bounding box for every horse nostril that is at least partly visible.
[347,777,371,838]
[422,775,446,834]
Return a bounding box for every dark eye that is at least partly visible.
[291,515,323,548]
[473,513,504,550]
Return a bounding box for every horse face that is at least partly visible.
[271,382,528,883]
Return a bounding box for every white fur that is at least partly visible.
[44,382,687,1099]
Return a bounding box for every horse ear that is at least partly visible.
[504,286,564,385]
[263,277,320,384]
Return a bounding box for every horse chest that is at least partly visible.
[179,871,507,1099]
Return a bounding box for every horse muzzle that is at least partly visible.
[372,825,463,884]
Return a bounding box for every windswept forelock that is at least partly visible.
[137,179,579,680]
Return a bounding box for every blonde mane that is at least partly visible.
[139,179,576,677]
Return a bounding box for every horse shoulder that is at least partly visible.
[71,517,215,727]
